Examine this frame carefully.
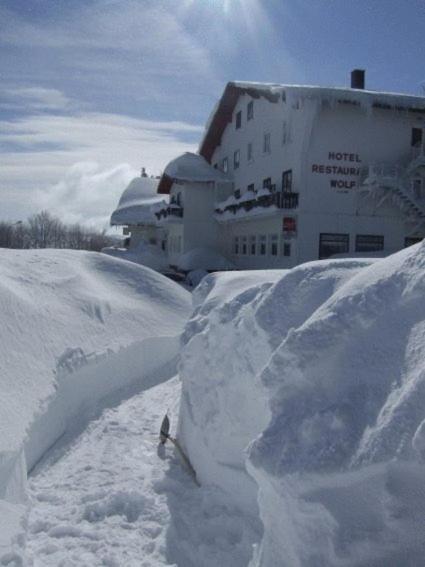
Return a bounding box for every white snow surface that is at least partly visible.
[110,176,166,226]
[177,247,235,271]
[0,249,191,562]
[26,376,260,567]
[102,243,169,272]
[178,247,425,565]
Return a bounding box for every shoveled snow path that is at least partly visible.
[26,376,260,566]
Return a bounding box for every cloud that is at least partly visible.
[0,103,201,227]
[0,87,74,112]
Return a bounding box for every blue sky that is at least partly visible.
[1,0,424,226]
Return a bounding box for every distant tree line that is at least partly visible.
[0,210,114,251]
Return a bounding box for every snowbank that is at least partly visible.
[179,260,373,512]
[177,247,235,272]
[0,249,191,561]
[250,242,425,566]
[102,242,169,271]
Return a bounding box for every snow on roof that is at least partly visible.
[110,176,167,226]
[157,152,229,194]
[199,81,425,161]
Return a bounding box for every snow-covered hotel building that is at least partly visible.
[155,70,425,271]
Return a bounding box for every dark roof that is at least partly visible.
[157,175,173,195]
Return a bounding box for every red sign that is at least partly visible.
[283,217,296,233]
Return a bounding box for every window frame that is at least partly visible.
[236,110,242,130]
[282,169,293,193]
[355,234,384,253]
[319,233,349,259]
[247,142,253,163]
[249,235,256,256]
[269,234,278,256]
[263,132,271,154]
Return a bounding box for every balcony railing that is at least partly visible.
[155,205,184,220]
[215,190,299,217]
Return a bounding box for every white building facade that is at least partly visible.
[158,73,425,271]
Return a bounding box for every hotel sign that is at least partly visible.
[312,152,362,191]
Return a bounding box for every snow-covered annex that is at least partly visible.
[114,70,425,272]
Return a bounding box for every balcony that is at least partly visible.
[155,204,184,221]
[215,188,299,221]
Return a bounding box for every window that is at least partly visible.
[411,127,423,147]
[234,188,241,199]
[282,170,293,192]
[412,178,423,199]
[247,142,253,162]
[247,183,255,193]
[234,236,239,255]
[241,236,248,255]
[263,177,272,189]
[283,241,291,257]
[259,235,267,255]
[270,234,278,256]
[282,121,288,145]
[222,157,228,173]
[234,149,240,169]
[247,101,254,121]
[213,163,218,169]
[355,234,384,253]
[236,111,242,129]
[263,132,271,154]
[319,233,349,259]
[405,237,423,248]
[250,235,256,255]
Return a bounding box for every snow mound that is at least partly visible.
[249,242,425,566]
[0,249,191,561]
[177,247,235,271]
[102,242,169,271]
[179,260,373,515]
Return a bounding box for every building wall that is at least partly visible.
[211,90,425,267]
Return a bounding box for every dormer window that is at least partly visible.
[247,101,254,121]
[236,111,242,129]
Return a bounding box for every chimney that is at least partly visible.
[351,69,365,89]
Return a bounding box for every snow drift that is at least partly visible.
[178,245,425,565]
[178,260,372,513]
[250,242,425,566]
[0,249,191,562]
